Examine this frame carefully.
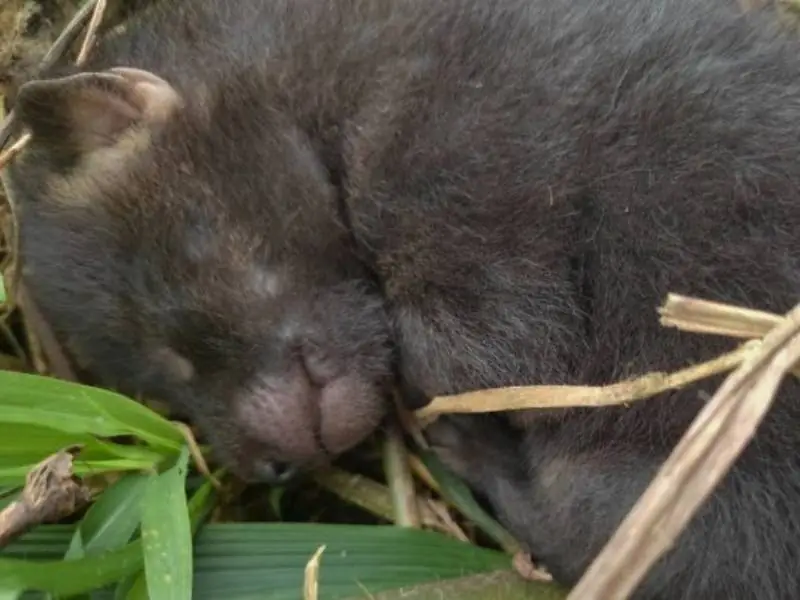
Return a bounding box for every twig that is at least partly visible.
[416,342,758,423]
[512,552,553,583]
[0,133,31,171]
[0,446,93,549]
[15,281,76,379]
[392,389,428,449]
[424,500,470,543]
[383,420,421,528]
[659,293,785,340]
[172,421,222,490]
[417,295,800,424]
[75,0,108,66]
[313,468,397,523]
[566,302,800,600]
[312,467,468,538]
[407,453,441,495]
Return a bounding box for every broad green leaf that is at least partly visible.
[0,423,164,487]
[0,423,106,458]
[123,472,219,600]
[419,450,520,553]
[0,275,6,304]
[65,474,150,560]
[0,460,161,489]
[186,524,512,599]
[3,476,522,600]
[3,522,528,600]
[0,538,143,596]
[0,371,183,453]
[0,423,165,464]
[116,573,144,600]
[93,440,167,465]
[0,488,18,512]
[141,448,193,600]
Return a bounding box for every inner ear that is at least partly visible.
[13,67,183,158]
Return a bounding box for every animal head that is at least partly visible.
[3,67,394,483]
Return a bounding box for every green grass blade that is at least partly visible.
[65,473,151,560]
[0,460,159,489]
[0,489,18,512]
[0,423,164,487]
[140,448,193,600]
[418,450,521,553]
[0,371,183,453]
[121,472,219,600]
[0,539,144,596]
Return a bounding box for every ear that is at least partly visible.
[13,67,183,158]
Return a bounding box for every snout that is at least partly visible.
[226,353,388,483]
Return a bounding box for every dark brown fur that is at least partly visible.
[4,0,800,597]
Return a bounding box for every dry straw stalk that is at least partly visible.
[417,294,800,599]
[568,299,800,599]
[416,294,797,423]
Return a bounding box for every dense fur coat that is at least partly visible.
[4,0,800,597]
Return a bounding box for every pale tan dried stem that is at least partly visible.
[0,132,31,171]
[416,342,757,423]
[566,303,800,600]
[313,467,465,539]
[303,545,326,600]
[383,420,421,528]
[659,293,785,340]
[75,0,108,66]
[172,421,222,491]
[15,281,76,379]
[0,447,92,549]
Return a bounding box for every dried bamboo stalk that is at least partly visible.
[416,295,798,424]
[416,342,756,423]
[566,303,800,599]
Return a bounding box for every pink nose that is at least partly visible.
[299,345,340,387]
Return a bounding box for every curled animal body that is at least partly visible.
[4,0,800,597]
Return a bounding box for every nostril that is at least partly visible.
[252,460,298,485]
[300,346,339,387]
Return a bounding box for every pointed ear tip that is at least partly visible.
[14,76,70,114]
[14,79,44,106]
[12,80,53,127]
[10,69,183,157]
[13,73,133,134]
